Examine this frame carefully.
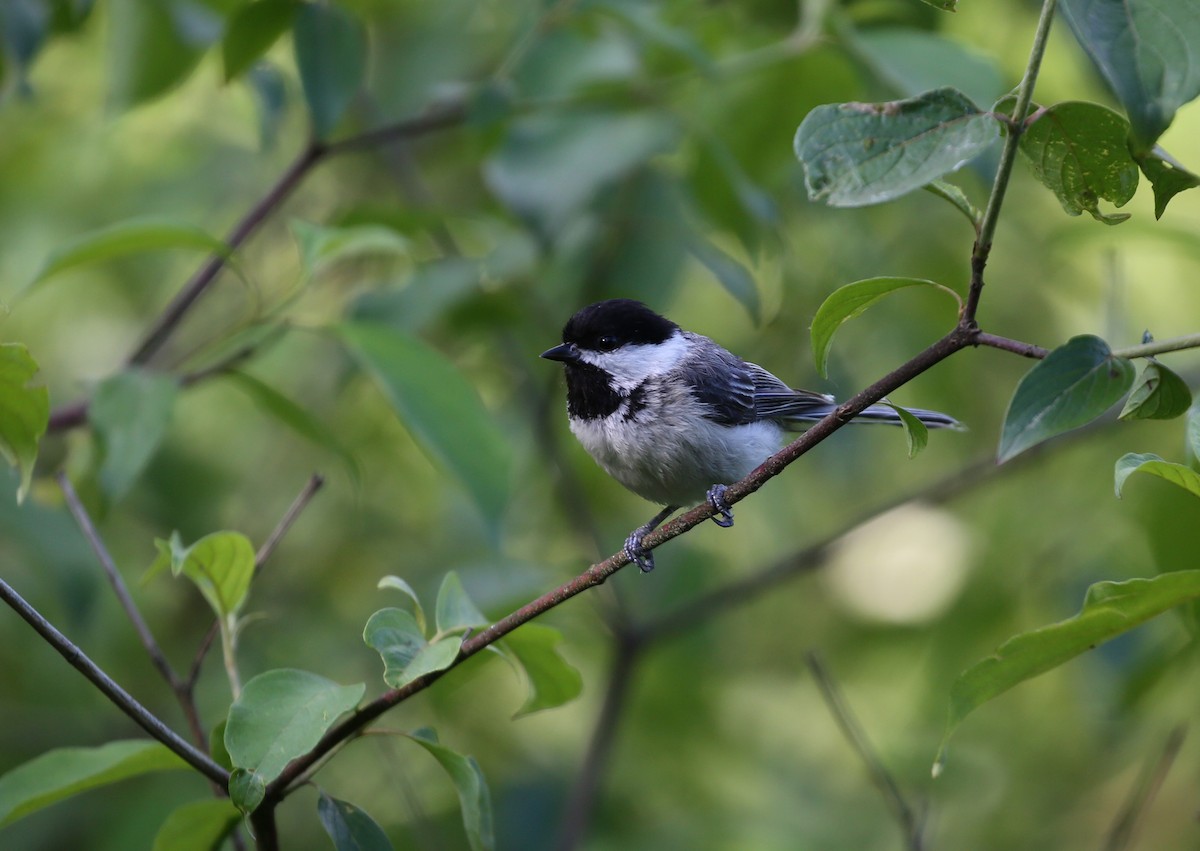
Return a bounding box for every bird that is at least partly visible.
[541,299,960,572]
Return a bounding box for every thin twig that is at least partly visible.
[1113,333,1200,360]
[54,477,242,842]
[57,472,181,691]
[0,576,228,785]
[185,474,326,691]
[126,142,324,368]
[963,0,1058,324]
[255,473,326,569]
[1101,725,1187,851]
[186,621,220,691]
[974,332,1050,360]
[553,633,642,851]
[806,651,923,850]
[56,473,213,757]
[45,101,470,433]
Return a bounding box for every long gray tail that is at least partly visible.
[850,403,961,429]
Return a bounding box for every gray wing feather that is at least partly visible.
[680,335,834,426]
[680,337,759,425]
[744,362,837,422]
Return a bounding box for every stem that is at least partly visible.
[57,473,181,692]
[0,576,228,786]
[553,634,641,851]
[255,474,326,569]
[189,475,327,689]
[221,617,242,700]
[974,332,1050,359]
[963,0,1058,324]
[127,142,324,367]
[1113,332,1200,360]
[249,805,280,851]
[1101,725,1187,851]
[46,103,469,432]
[806,652,923,850]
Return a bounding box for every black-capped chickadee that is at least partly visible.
[542,299,959,572]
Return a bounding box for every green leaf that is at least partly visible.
[151,798,240,851]
[1115,453,1200,499]
[794,87,997,207]
[377,575,426,636]
[483,111,678,233]
[363,608,461,688]
[1060,0,1200,153]
[0,0,49,94]
[222,0,297,82]
[884,402,929,459]
[317,792,395,851]
[1188,402,1200,464]
[1018,102,1139,224]
[336,323,512,534]
[290,220,409,280]
[247,61,289,150]
[225,370,360,484]
[107,0,220,109]
[592,0,714,73]
[225,669,365,792]
[407,730,494,851]
[0,343,49,502]
[998,335,1135,463]
[1137,148,1200,219]
[293,1,366,139]
[347,257,484,333]
[917,0,956,10]
[500,624,583,717]
[90,370,179,500]
[687,238,761,323]
[0,740,188,827]
[810,277,961,378]
[934,571,1200,775]
[852,29,1003,109]
[209,720,232,772]
[27,216,235,292]
[435,572,489,634]
[1119,361,1192,420]
[924,180,982,229]
[146,530,191,584]
[228,768,266,814]
[164,531,257,620]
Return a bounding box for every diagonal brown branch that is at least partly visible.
[45,101,469,433]
[262,323,977,802]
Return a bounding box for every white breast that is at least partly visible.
[570,383,784,507]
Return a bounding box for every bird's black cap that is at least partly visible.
[559,299,678,351]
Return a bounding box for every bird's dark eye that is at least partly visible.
[597,335,620,351]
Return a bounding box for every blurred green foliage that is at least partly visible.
[2,0,1200,849]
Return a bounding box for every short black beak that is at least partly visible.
[540,343,579,363]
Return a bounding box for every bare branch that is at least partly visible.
[126,142,324,368]
[45,101,470,433]
[806,651,924,850]
[974,332,1050,360]
[0,576,228,785]
[1102,725,1187,851]
[256,473,326,569]
[57,472,181,690]
[553,634,642,851]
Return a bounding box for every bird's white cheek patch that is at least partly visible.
[577,333,689,393]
